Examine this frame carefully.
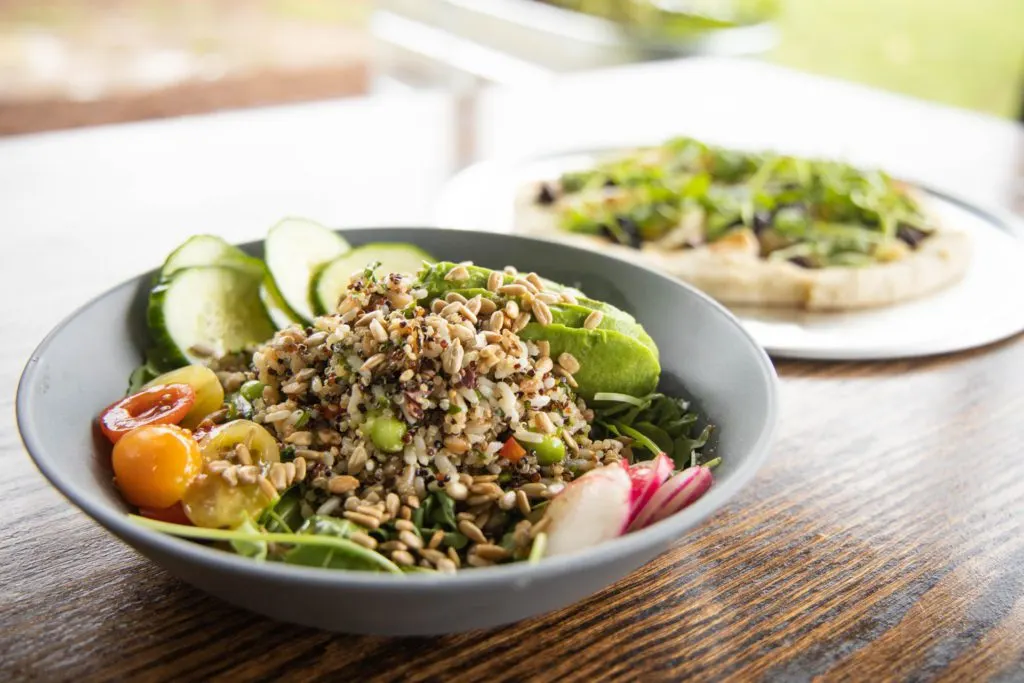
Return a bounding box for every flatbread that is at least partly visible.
[514,184,972,311]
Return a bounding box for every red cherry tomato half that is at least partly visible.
[138,502,193,526]
[99,383,196,444]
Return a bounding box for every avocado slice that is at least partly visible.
[419,262,661,398]
[420,262,493,294]
[437,286,658,359]
[420,262,585,300]
[518,324,660,400]
[421,263,650,344]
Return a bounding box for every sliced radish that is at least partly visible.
[543,464,633,558]
[626,454,674,526]
[628,466,713,532]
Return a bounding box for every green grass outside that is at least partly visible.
[771,0,1024,118]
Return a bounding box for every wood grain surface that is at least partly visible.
[2,58,1024,682]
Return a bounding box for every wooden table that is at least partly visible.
[3,59,1023,681]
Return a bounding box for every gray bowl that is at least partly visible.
[17,227,777,635]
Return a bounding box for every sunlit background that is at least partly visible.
[0,0,1021,135]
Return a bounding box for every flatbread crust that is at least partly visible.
[514,184,972,311]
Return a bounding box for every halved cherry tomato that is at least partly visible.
[99,383,196,443]
[182,474,275,529]
[112,423,202,509]
[142,365,224,429]
[138,502,193,526]
[200,420,280,464]
[499,436,527,463]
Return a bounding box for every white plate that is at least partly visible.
[434,151,1024,361]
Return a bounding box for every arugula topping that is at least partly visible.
[545,137,936,268]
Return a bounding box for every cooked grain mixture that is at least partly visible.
[209,266,624,571]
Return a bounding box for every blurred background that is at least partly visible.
[0,0,1022,136]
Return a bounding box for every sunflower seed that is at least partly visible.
[329,475,360,495]
[531,299,553,326]
[498,284,528,297]
[487,271,503,292]
[445,265,470,282]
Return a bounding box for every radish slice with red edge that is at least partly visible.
[627,465,714,532]
[625,454,674,526]
[543,464,633,558]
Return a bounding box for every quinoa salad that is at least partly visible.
[97,221,718,574]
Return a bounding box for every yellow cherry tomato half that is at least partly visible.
[181,474,276,529]
[112,424,202,509]
[143,365,225,429]
[200,420,280,464]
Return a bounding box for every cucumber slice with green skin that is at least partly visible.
[311,243,435,316]
[260,280,299,329]
[161,235,263,280]
[161,234,298,328]
[148,265,277,369]
[264,217,350,323]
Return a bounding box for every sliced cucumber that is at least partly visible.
[311,243,434,315]
[260,280,299,329]
[161,234,297,328]
[161,235,263,280]
[148,266,277,368]
[264,217,350,323]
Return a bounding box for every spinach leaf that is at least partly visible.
[127,361,161,394]
[418,494,436,532]
[662,414,699,438]
[633,421,674,458]
[499,531,518,554]
[444,532,469,550]
[282,516,397,572]
[259,488,303,534]
[224,393,254,421]
[595,390,713,467]
[411,506,426,530]
[612,422,662,458]
[430,491,458,531]
[672,425,715,470]
[230,517,267,560]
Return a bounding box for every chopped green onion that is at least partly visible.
[130,516,402,574]
[614,421,663,457]
[592,392,646,407]
[528,532,547,564]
